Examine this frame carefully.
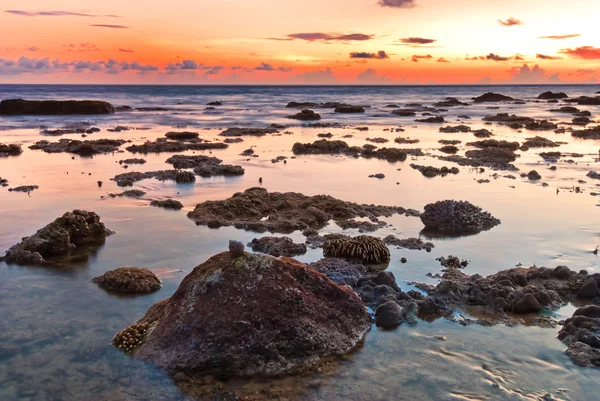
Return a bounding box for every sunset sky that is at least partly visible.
[1,0,599,84]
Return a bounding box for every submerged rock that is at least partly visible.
[248,236,307,257]
[416,116,444,123]
[126,139,227,153]
[187,187,407,233]
[165,155,244,177]
[123,252,371,377]
[335,105,365,113]
[150,199,184,210]
[466,139,520,150]
[384,236,434,251]
[219,128,279,137]
[93,267,161,294]
[410,164,459,177]
[421,200,501,235]
[0,99,114,115]
[0,143,23,156]
[165,131,199,140]
[1,210,113,265]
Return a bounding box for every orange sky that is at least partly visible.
[0,0,599,84]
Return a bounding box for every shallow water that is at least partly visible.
[0,85,599,400]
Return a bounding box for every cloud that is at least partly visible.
[90,24,129,29]
[291,67,337,84]
[399,37,435,45]
[508,64,561,84]
[436,57,449,63]
[26,46,39,52]
[539,34,580,40]
[349,50,389,59]
[378,0,417,8]
[559,46,600,60]
[165,60,208,72]
[411,54,432,62]
[569,69,595,76]
[498,18,522,26]
[356,69,396,84]
[254,62,275,71]
[278,33,373,42]
[64,42,101,52]
[485,53,510,61]
[536,54,562,60]
[204,66,224,76]
[118,48,134,53]
[514,54,525,61]
[5,10,119,17]
[278,66,293,72]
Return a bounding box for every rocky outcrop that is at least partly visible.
[121,252,371,377]
[0,99,114,115]
[1,210,113,265]
[287,109,321,120]
[572,126,600,140]
[416,116,444,123]
[165,131,199,140]
[384,236,434,252]
[29,139,126,156]
[248,236,307,257]
[473,93,514,103]
[440,125,470,133]
[0,143,23,156]
[218,128,279,137]
[165,155,245,177]
[334,105,365,113]
[291,139,421,162]
[522,136,561,148]
[464,147,519,164]
[126,139,227,153]
[538,91,568,100]
[112,170,179,187]
[93,267,161,294]
[421,200,501,235]
[186,187,407,233]
[466,139,520,150]
[410,164,459,177]
[150,199,184,210]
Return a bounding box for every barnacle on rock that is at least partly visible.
[112,323,149,354]
[175,170,196,183]
[323,235,390,264]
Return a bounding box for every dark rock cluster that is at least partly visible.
[420,200,501,235]
[93,267,161,294]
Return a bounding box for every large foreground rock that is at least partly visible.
[123,251,370,377]
[558,305,600,367]
[421,200,501,235]
[0,99,114,115]
[1,210,113,265]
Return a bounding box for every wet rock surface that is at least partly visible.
[410,164,459,177]
[248,236,307,257]
[473,93,514,103]
[287,109,321,120]
[466,139,520,150]
[165,155,245,177]
[112,170,179,186]
[292,139,422,162]
[0,99,114,115]
[126,138,227,153]
[187,187,408,233]
[0,143,23,156]
[125,252,371,377]
[1,210,113,265]
[8,185,39,193]
[108,189,146,198]
[384,236,434,251]
[558,305,600,367]
[93,267,162,294]
[538,91,568,100]
[29,139,127,156]
[421,200,501,235]
[164,131,199,140]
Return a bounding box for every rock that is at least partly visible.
[436,255,468,269]
[124,252,371,377]
[0,143,23,156]
[416,116,444,123]
[224,138,244,144]
[287,109,321,120]
[126,139,227,153]
[248,236,307,257]
[150,199,183,210]
[558,305,600,367]
[473,129,493,138]
[440,125,470,133]
[587,171,600,180]
[572,126,600,140]
[165,155,244,177]
[0,99,114,115]
[527,170,542,180]
[323,235,390,264]
[187,187,407,233]
[466,139,520,150]
[165,131,199,140]
[483,113,532,123]
[538,91,568,100]
[464,147,519,164]
[334,105,365,113]
[120,158,146,164]
[207,101,222,106]
[373,271,400,291]
[573,117,592,125]
[291,139,421,162]
[439,145,459,154]
[8,185,39,193]
[391,109,416,117]
[219,128,279,137]
[514,293,542,313]
[369,173,385,179]
[410,164,459,177]
[574,305,600,318]
[434,97,468,107]
[473,93,514,103]
[286,101,317,108]
[577,278,599,298]
[375,301,406,329]
[522,136,561,148]
[309,258,366,286]
[1,210,113,265]
[29,139,126,156]
[228,240,245,257]
[394,137,419,144]
[421,200,500,235]
[108,189,147,198]
[93,267,161,294]
[175,170,196,183]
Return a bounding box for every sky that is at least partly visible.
[0,0,599,85]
